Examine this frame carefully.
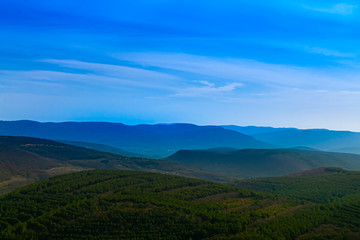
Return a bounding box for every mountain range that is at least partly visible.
[1,121,360,158]
[0,120,269,157]
[223,125,360,154]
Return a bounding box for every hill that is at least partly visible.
[58,140,145,157]
[0,138,84,195]
[0,136,230,194]
[165,148,360,178]
[222,125,360,154]
[231,167,360,203]
[0,169,345,239]
[230,168,360,238]
[0,120,269,157]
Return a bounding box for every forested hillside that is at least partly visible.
[230,167,360,238]
[0,170,339,239]
[232,167,360,203]
[165,148,360,178]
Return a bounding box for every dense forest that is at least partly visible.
[1,169,359,239]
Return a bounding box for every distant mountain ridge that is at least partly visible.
[222,125,360,154]
[0,120,269,157]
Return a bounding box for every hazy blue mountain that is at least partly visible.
[222,125,360,154]
[0,120,269,157]
[165,148,360,178]
[222,125,296,136]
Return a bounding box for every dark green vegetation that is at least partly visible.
[0,170,338,239]
[232,167,360,203]
[0,136,229,194]
[223,125,360,154]
[0,120,269,157]
[165,148,360,178]
[231,167,360,239]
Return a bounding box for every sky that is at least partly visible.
[1,0,360,131]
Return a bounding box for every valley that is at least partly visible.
[1,122,360,239]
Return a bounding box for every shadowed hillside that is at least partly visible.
[59,140,145,158]
[165,148,360,178]
[0,136,231,194]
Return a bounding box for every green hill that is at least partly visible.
[231,167,360,203]
[230,168,360,238]
[165,148,360,178]
[0,136,230,194]
[0,169,338,239]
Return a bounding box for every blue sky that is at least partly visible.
[1,0,360,130]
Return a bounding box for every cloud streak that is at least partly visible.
[304,47,356,58]
[4,59,187,91]
[174,81,243,97]
[303,3,358,15]
[0,67,178,92]
[116,52,360,91]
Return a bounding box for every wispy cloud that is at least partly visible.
[0,67,178,92]
[115,52,360,91]
[41,59,178,81]
[174,81,243,97]
[303,3,358,15]
[304,46,356,58]
[2,59,185,91]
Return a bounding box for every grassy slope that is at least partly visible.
[0,169,331,240]
[165,148,360,178]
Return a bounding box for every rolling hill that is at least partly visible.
[0,120,269,157]
[0,169,342,239]
[165,148,360,178]
[222,125,360,154]
[0,136,230,194]
[58,140,145,158]
[231,167,360,203]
